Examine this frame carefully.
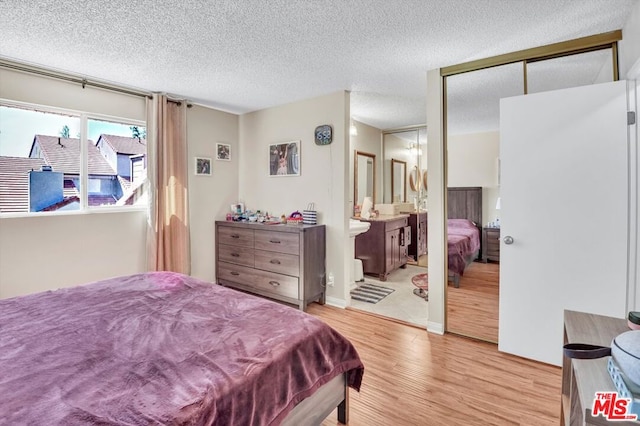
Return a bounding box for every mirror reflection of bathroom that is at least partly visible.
[349,122,428,327]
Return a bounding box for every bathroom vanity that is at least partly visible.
[408,212,427,261]
[354,214,411,281]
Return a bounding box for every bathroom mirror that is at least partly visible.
[354,151,376,209]
[391,158,406,203]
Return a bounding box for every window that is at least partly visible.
[0,103,147,214]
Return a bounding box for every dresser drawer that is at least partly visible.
[218,244,255,267]
[218,262,298,299]
[254,230,299,255]
[218,226,254,248]
[255,250,299,276]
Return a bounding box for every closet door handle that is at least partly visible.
[268,281,280,287]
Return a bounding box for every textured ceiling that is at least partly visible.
[0,0,636,131]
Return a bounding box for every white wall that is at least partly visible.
[448,131,500,225]
[0,67,148,299]
[426,69,446,334]
[239,91,350,306]
[0,211,147,298]
[187,105,239,282]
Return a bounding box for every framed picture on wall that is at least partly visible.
[216,143,231,161]
[195,157,212,176]
[269,140,300,177]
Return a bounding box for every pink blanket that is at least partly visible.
[0,272,364,425]
[447,219,481,276]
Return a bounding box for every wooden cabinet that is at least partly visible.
[215,221,326,311]
[408,212,427,261]
[355,215,410,281]
[482,227,500,263]
[562,311,637,425]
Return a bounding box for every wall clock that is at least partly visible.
[314,125,332,145]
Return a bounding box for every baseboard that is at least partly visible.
[427,321,444,335]
[325,297,347,309]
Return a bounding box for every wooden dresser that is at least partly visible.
[408,212,427,261]
[215,221,326,311]
[562,310,637,425]
[355,215,410,281]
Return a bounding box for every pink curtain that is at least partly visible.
[146,94,191,274]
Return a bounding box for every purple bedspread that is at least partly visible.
[447,219,481,276]
[0,272,364,425]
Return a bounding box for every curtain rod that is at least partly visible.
[1,58,192,107]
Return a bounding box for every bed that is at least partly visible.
[447,218,481,287]
[447,187,483,287]
[0,272,364,425]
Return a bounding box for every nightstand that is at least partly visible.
[482,227,500,263]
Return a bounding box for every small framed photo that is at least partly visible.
[216,143,231,161]
[195,157,212,176]
[269,140,300,177]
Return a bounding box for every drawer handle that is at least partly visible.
[230,271,240,276]
[269,239,281,244]
[270,259,281,264]
[231,234,240,239]
[268,281,280,287]
[231,253,240,257]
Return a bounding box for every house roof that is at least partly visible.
[97,134,146,156]
[29,135,115,176]
[0,156,46,213]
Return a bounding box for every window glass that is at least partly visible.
[0,104,147,214]
[88,118,147,208]
[0,105,81,212]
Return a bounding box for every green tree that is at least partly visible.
[130,126,146,139]
[59,125,70,138]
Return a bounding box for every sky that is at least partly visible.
[0,106,145,157]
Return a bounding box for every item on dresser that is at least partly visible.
[287,211,304,224]
[562,310,640,425]
[303,203,317,225]
[215,221,326,311]
[563,330,640,388]
[629,312,640,330]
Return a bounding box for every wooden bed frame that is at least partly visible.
[282,373,348,425]
[447,187,483,287]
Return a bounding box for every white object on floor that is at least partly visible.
[353,259,363,282]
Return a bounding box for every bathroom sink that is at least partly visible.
[349,218,371,237]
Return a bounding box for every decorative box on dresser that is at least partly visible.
[408,212,427,261]
[562,310,638,426]
[354,214,410,281]
[482,227,500,263]
[215,221,326,311]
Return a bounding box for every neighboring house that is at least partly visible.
[0,134,148,213]
[27,135,121,210]
[95,134,147,181]
[0,156,45,213]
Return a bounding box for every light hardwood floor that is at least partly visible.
[447,261,500,343]
[310,304,561,426]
